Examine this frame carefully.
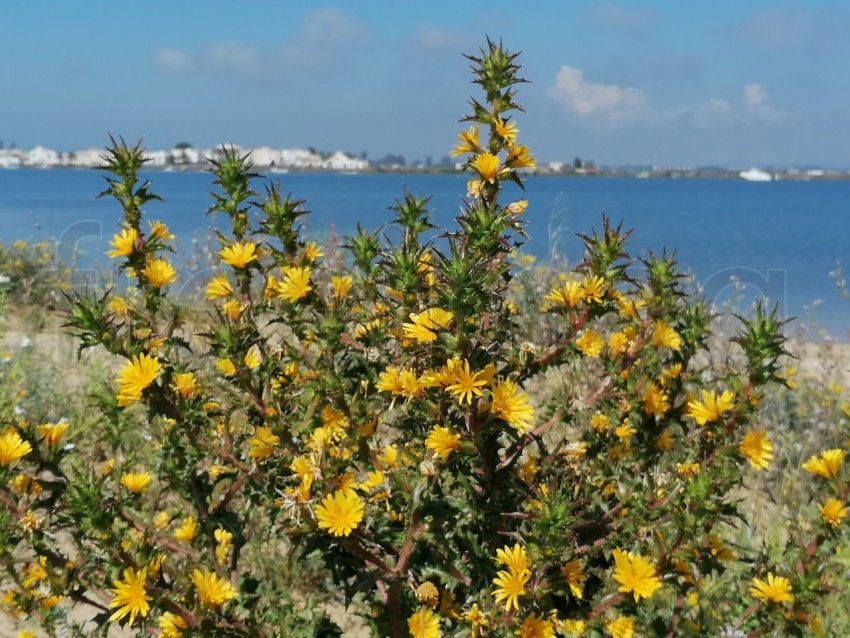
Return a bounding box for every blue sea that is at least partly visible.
[1,168,848,339]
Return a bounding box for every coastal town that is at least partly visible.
[0,142,846,181]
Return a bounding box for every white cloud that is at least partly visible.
[744,83,786,122]
[152,47,195,75]
[203,41,263,74]
[549,65,786,130]
[280,8,368,68]
[547,66,648,124]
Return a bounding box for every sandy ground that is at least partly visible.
[0,314,846,637]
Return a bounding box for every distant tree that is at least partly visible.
[174,142,193,150]
[573,156,583,169]
[360,151,368,160]
[425,156,432,168]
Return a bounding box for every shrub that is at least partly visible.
[1,40,847,638]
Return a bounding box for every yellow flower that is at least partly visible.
[172,372,199,399]
[8,474,41,497]
[173,517,197,542]
[277,266,313,302]
[120,472,152,494]
[158,611,189,638]
[643,382,669,417]
[141,259,176,288]
[676,462,700,478]
[464,603,488,637]
[206,274,233,300]
[41,595,63,609]
[750,572,793,604]
[219,241,257,268]
[739,429,773,470]
[146,220,174,242]
[650,320,681,350]
[190,568,237,608]
[0,430,32,467]
[492,566,530,612]
[506,143,536,169]
[445,360,489,405]
[425,426,461,462]
[802,448,845,479]
[314,489,365,537]
[494,118,518,144]
[403,308,454,344]
[544,280,583,308]
[108,295,131,317]
[472,153,501,183]
[581,275,606,303]
[486,378,535,434]
[685,389,736,425]
[408,606,441,638]
[248,426,279,460]
[152,511,171,530]
[506,199,528,214]
[244,348,261,370]
[605,616,634,638]
[575,329,604,357]
[495,544,530,573]
[516,612,555,638]
[303,241,324,262]
[818,498,848,528]
[116,353,161,407]
[450,125,480,157]
[215,358,237,377]
[215,528,233,563]
[415,581,439,606]
[560,619,587,636]
[331,275,353,300]
[560,560,585,599]
[655,429,674,452]
[107,227,139,258]
[611,548,662,602]
[108,567,152,625]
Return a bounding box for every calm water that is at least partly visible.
[1,168,848,338]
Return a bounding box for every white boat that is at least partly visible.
[739,168,772,182]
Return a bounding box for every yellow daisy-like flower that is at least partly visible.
[205,274,233,300]
[560,619,587,636]
[277,266,313,302]
[141,259,176,288]
[801,448,845,480]
[516,612,555,638]
[303,241,324,262]
[486,378,535,434]
[467,179,483,199]
[331,275,353,301]
[643,382,669,417]
[146,220,174,242]
[506,200,528,215]
[8,474,41,497]
[425,426,461,462]
[506,143,536,169]
[314,489,365,537]
[247,426,279,460]
[544,280,584,308]
[581,275,606,303]
[190,568,237,608]
[120,472,152,494]
[450,125,480,157]
[116,353,161,407]
[445,360,489,405]
[36,422,69,447]
[172,372,199,399]
[472,153,501,183]
[605,616,634,638]
[173,517,197,542]
[750,572,793,604]
[108,295,131,317]
[818,498,848,528]
[560,560,585,599]
[739,428,773,470]
[108,567,152,626]
[107,227,139,258]
[575,329,604,357]
[464,603,488,637]
[219,241,257,269]
[415,581,440,606]
[158,611,189,638]
[611,548,662,602]
[650,320,681,351]
[494,118,518,145]
[492,566,530,613]
[215,358,237,378]
[244,348,261,370]
[495,544,530,573]
[685,389,736,425]
[408,606,442,638]
[676,462,700,478]
[403,308,454,344]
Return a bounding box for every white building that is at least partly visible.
[323,151,368,171]
[26,145,60,167]
[143,150,169,167]
[71,148,105,167]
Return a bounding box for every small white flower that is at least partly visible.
[0,274,10,284]
[13,405,25,416]
[19,336,32,348]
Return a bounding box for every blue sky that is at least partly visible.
[2,1,849,167]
